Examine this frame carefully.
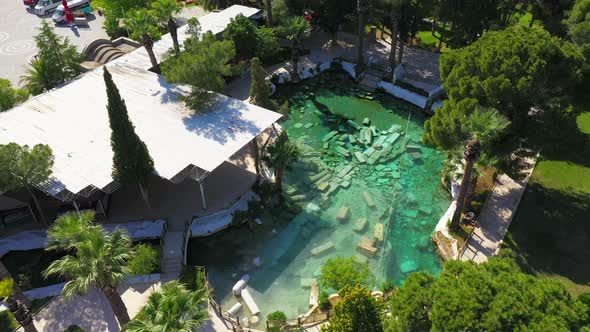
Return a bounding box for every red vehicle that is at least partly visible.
[23,0,39,7]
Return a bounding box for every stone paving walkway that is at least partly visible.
[460,154,537,263]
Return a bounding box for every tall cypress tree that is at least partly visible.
[249,57,274,110]
[103,67,155,208]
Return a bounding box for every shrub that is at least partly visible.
[320,256,374,291]
[103,16,126,39]
[128,244,160,275]
[267,310,287,331]
[319,290,331,310]
[224,14,258,59]
[64,325,86,332]
[255,27,281,64]
[325,285,385,332]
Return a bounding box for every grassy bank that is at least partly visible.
[502,97,590,295]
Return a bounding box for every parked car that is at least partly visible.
[23,0,39,8]
[34,0,64,16]
[52,0,91,23]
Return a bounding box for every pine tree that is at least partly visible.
[103,67,155,208]
[249,57,275,110]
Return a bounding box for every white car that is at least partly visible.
[52,0,91,23]
[34,0,62,16]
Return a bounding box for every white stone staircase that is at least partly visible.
[161,231,185,274]
[358,67,386,92]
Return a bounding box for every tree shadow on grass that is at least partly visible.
[502,183,590,290]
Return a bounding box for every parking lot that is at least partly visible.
[0,0,108,86]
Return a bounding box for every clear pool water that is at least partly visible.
[188,72,450,327]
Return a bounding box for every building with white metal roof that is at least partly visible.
[0,5,279,206]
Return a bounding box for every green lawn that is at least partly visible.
[532,161,590,195]
[416,31,450,53]
[502,98,590,296]
[577,112,590,134]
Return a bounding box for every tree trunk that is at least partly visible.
[464,173,479,212]
[6,296,37,332]
[275,167,284,192]
[389,10,398,77]
[142,33,161,74]
[0,263,30,307]
[265,0,272,26]
[397,40,404,66]
[291,48,300,82]
[331,30,338,48]
[451,158,474,231]
[102,285,130,326]
[26,187,46,226]
[138,182,152,212]
[252,138,261,181]
[356,0,365,67]
[169,17,180,56]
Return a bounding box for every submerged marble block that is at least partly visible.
[362,191,376,208]
[310,241,335,256]
[336,206,350,222]
[354,218,368,233]
[374,223,384,242]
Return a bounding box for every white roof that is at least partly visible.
[110,5,262,71]
[0,63,280,199]
[0,5,275,200]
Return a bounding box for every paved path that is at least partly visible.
[460,155,537,263]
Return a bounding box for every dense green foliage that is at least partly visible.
[320,256,374,291]
[103,68,155,189]
[267,310,287,331]
[162,31,235,110]
[0,79,28,111]
[325,285,385,332]
[249,57,274,110]
[0,143,54,193]
[385,272,432,332]
[567,0,590,59]
[0,310,18,331]
[0,143,54,224]
[426,25,583,145]
[124,8,161,43]
[224,14,258,59]
[126,281,209,331]
[314,0,356,43]
[128,244,160,275]
[386,259,589,331]
[255,27,281,64]
[270,0,290,25]
[21,21,83,95]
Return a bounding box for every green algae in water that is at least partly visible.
[188,73,450,326]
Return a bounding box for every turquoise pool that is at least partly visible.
[187,72,450,327]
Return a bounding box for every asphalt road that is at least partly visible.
[0,1,109,87]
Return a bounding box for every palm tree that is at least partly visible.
[126,9,161,74]
[20,59,49,96]
[0,279,37,332]
[262,131,299,192]
[151,0,182,56]
[281,16,311,82]
[43,212,133,326]
[126,281,209,331]
[450,108,510,231]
